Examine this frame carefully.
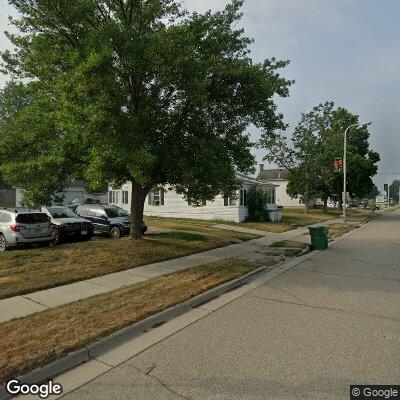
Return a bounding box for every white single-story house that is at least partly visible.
[108,172,277,222]
[257,165,316,208]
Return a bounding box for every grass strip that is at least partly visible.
[0,230,250,299]
[0,259,260,384]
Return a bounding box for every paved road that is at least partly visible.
[62,211,400,400]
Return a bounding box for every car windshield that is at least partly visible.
[48,207,78,219]
[104,208,129,218]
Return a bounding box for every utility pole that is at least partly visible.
[342,124,358,222]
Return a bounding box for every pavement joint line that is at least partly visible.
[249,295,400,323]
[300,268,400,282]
[130,364,194,400]
[20,295,50,309]
[263,284,308,304]
[90,357,114,369]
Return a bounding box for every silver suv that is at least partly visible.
[0,209,54,252]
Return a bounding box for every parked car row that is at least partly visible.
[0,200,148,252]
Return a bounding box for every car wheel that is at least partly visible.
[53,228,61,245]
[0,234,8,252]
[110,227,122,240]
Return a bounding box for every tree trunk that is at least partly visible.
[130,182,149,240]
[338,199,343,210]
[304,180,310,213]
[323,198,328,213]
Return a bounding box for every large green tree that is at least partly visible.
[0,0,292,238]
[261,102,334,212]
[261,102,380,212]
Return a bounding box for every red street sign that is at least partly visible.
[333,157,343,172]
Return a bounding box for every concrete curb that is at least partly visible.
[0,265,270,400]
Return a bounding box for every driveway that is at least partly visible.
[61,210,400,400]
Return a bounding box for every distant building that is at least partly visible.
[257,164,315,208]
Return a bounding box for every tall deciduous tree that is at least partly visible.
[261,102,380,212]
[0,0,292,238]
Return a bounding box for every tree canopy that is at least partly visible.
[261,101,380,211]
[0,0,292,237]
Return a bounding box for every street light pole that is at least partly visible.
[342,123,359,222]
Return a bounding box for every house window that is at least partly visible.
[240,189,248,206]
[122,191,129,205]
[267,188,276,203]
[148,188,164,206]
[109,191,116,204]
[108,190,120,204]
[224,192,238,206]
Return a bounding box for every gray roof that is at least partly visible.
[257,168,289,181]
[235,172,277,187]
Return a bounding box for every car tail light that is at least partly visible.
[10,225,27,232]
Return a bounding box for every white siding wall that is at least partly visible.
[264,180,303,207]
[15,189,25,207]
[109,183,255,222]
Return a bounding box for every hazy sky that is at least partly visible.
[1,0,399,190]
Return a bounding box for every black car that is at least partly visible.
[41,206,94,244]
[76,204,148,239]
[66,197,99,212]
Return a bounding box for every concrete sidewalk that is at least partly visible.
[0,216,347,323]
[56,210,400,400]
[0,219,322,324]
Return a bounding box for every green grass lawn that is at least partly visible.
[148,208,378,235]
[219,208,343,233]
[0,259,261,384]
[0,227,258,300]
[147,216,260,240]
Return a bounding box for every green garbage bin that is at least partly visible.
[308,226,329,250]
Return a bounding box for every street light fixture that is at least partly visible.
[341,122,371,222]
